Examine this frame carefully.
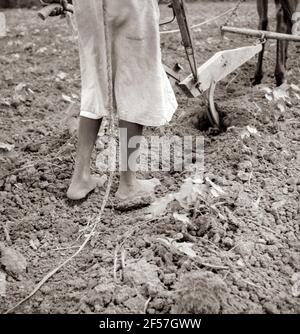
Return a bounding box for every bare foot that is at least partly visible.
[67,174,107,200]
[115,178,160,201]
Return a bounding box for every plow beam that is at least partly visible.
[179,44,262,98]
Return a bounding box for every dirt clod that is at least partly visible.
[172,271,228,314]
[0,243,27,280]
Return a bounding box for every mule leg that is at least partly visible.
[253,0,269,85]
[284,1,296,68]
[285,18,292,67]
[275,7,289,86]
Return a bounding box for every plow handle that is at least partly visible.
[38,3,73,20]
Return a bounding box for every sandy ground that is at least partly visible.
[0,1,300,314]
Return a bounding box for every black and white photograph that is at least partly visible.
[0,0,299,320]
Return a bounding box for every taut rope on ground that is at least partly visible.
[4,0,117,314]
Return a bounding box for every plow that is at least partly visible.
[2,1,299,314]
[38,0,300,130]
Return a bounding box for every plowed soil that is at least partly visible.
[0,1,299,314]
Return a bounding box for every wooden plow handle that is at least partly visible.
[38,3,74,20]
[171,0,198,81]
[221,26,300,42]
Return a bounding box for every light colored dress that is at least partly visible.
[73,0,178,126]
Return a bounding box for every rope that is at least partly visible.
[4,0,117,314]
[101,0,117,219]
[222,0,245,28]
[160,6,238,35]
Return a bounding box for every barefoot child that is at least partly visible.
[44,0,178,200]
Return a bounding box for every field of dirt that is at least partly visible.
[0,1,299,314]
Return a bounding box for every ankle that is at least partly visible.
[119,171,136,186]
[72,167,91,182]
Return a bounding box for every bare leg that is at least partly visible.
[67,116,106,200]
[116,120,160,200]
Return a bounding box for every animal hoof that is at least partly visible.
[275,74,284,87]
[251,76,262,86]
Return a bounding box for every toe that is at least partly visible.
[115,178,160,201]
[67,174,107,200]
